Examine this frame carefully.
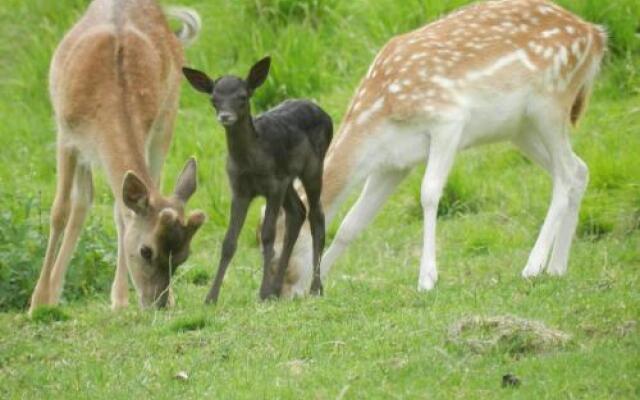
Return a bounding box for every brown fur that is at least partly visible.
[30,0,204,313]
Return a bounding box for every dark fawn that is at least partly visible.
[182,57,333,303]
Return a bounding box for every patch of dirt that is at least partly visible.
[448,315,571,355]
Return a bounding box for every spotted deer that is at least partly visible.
[29,0,205,313]
[266,0,607,296]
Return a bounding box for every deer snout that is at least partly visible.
[217,111,238,126]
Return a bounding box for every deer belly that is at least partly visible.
[59,131,100,166]
[359,122,430,172]
[457,90,529,149]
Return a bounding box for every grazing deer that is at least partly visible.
[182,57,333,303]
[29,0,205,313]
[266,0,607,296]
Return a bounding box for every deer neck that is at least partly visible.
[224,116,258,163]
[319,121,369,224]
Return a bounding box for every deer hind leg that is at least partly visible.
[272,185,306,297]
[547,153,587,276]
[30,145,77,313]
[418,123,462,291]
[47,163,93,304]
[519,118,586,278]
[301,169,326,296]
[111,204,129,309]
[259,188,288,300]
[320,168,408,279]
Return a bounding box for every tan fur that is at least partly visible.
[264,0,606,297]
[322,0,605,208]
[30,0,203,313]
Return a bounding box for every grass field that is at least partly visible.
[0,0,639,398]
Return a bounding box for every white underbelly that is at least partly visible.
[59,133,100,167]
[457,89,529,149]
[358,122,430,172]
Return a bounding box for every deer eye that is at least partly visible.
[140,245,153,261]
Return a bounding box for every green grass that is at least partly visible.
[0,0,639,398]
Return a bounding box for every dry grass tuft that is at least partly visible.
[448,315,572,355]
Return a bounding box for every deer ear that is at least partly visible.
[186,210,206,237]
[174,157,197,203]
[246,56,271,91]
[122,172,150,215]
[182,67,214,94]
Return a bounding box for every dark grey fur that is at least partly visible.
[183,57,333,303]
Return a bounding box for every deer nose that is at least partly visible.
[217,111,237,126]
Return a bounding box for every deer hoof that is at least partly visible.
[310,279,324,296]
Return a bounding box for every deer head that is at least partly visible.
[122,158,205,308]
[182,57,271,126]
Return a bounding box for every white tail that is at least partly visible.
[272,0,606,295]
[29,0,205,313]
[164,6,202,46]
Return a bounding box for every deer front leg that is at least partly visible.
[205,194,251,304]
[320,169,408,281]
[418,125,461,291]
[111,204,129,309]
[29,145,77,314]
[47,165,93,304]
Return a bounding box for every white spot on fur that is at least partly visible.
[389,83,402,93]
[558,46,568,66]
[538,5,554,15]
[541,28,561,38]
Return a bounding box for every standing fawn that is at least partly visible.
[266,0,607,296]
[182,57,333,303]
[29,0,205,313]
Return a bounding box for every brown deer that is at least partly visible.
[29,0,205,313]
[265,0,607,296]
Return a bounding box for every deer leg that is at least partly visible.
[519,122,586,277]
[47,164,93,304]
[259,188,288,300]
[271,185,306,297]
[30,145,77,313]
[320,169,408,281]
[418,126,462,291]
[304,176,326,296]
[111,204,129,309]
[547,153,588,275]
[205,195,251,304]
